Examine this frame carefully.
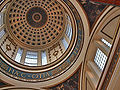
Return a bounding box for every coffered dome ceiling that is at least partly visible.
[6,0,66,49]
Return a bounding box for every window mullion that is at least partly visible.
[94,40,110,56]
[38,50,42,66]
[20,49,27,64]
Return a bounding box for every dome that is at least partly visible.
[6,0,66,49]
[2,0,76,67]
[0,0,86,83]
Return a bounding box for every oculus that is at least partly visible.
[26,7,47,28]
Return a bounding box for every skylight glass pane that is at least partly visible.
[101,38,112,48]
[94,48,107,71]
[62,37,68,49]
[15,48,23,63]
[24,51,38,66]
[0,13,3,26]
[0,29,5,39]
[41,51,47,65]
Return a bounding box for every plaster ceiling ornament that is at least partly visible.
[6,44,11,51]
[53,50,59,56]
[26,7,47,28]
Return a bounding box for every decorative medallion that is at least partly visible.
[26,7,47,28]
[6,44,11,51]
[53,50,59,56]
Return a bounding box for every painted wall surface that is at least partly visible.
[78,0,106,28]
[49,69,80,90]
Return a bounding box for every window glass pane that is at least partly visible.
[69,26,72,40]
[94,48,107,71]
[0,0,4,3]
[0,29,5,39]
[2,4,7,10]
[15,48,23,63]
[65,15,72,40]
[62,37,68,49]
[66,24,69,35]
[101,38,112,48]
[24,51,38,66]
[67,15,70,21]
[65,24,72,40]
[0,13,3,26]
[26,51,38,59]
[41,51,47,65]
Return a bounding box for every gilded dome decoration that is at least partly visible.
[6,0,66,49]
[26,7,48,28]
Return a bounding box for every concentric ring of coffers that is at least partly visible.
[6,0,66,49]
